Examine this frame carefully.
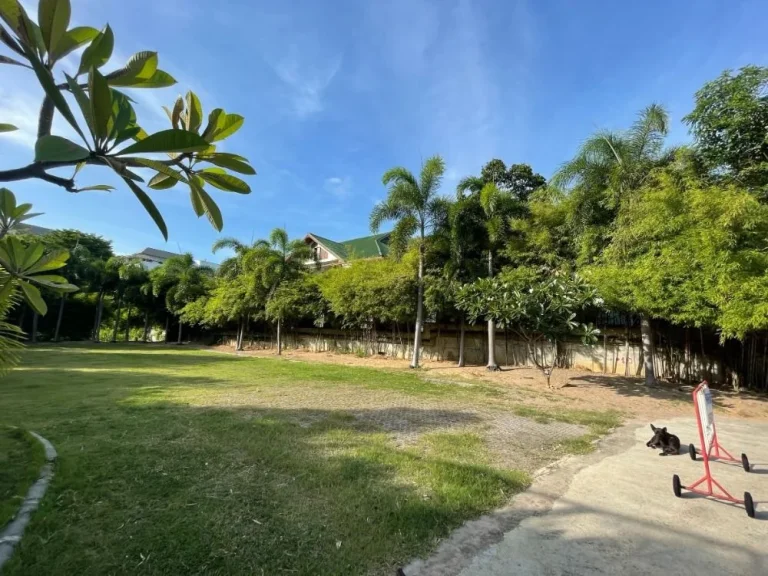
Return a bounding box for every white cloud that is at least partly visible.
[323,176,352,198]
[0,88,39,149]
[365,0,537,180]
[271,49,342,118]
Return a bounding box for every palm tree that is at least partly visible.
[150,254,213,344]
[371,155,448,368]
[121,265,150,341]
[211,237,271,351]
[454,173,521,370]
[91,258,120,342]
[477,183,520,370]
[110,259,145,342]
[138,275,158,342]
[553,103,671,385]
[212,237,269,280]
[259,228,312,355]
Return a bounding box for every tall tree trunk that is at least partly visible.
[640,314,655,385]
[54,295,66,342]
[143,311,150,342]
[411,239,425,369]
[458,317,466,367]
[111,293,122,342]
[624,322,630,377]
[486,250,498,371]
[277,317,282,355]
[177,321,183,344]
[91,290,101,341]
[236,316,244,351]
[124,304,132,341]
[164,315,170,343]
[94,291,105,342]
[30,312,38,343]
[17,303,26,331]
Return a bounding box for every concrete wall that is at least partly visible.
[226,324,724,383]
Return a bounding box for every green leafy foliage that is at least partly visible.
[0,188,76,323]
[317,257,417,329]
[0,0,254,239]
[456,268,600,385]
[116,129,210,156]
[49,25,97,62]
[685,65,768,194]
[586,167,768,339]
[34,134,88,162]
[38,0,69,55]
[77,23,112,74]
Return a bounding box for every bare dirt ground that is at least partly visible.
[211,345,768,421]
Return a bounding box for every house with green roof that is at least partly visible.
[304,232,390,269]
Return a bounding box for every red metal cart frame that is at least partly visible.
[673,381,755,518]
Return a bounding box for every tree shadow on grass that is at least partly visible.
[0,365,527,576]
[569,373,768,409]
[22,344,244,369]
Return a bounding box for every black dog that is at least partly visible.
[646,424,681,456]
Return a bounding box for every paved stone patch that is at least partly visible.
[404,418,768,576]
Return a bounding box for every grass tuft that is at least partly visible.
[0,426,44,528]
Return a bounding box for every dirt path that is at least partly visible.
[211,346,768,421]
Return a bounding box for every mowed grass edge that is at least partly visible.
[0,344,618,575]
[0,427,45,528]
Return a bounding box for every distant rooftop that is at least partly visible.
[131,247,218,270]
[134,247,182,261]
[306,232,390,261]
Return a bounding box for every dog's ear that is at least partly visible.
[662,427,667,433]
[650,424,657,431]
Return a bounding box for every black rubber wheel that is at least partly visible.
[745,491,755,518]
[673,474,682,498]
[688,443,697,461]
[742,453,750,472]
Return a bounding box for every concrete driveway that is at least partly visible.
[405,418,768,576]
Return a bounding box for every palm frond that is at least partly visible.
[269,228,289,254]
[455,176,484,199]
[426,196,452,229]
[630,103,669,158]
[381,166,418,189]
[419,155,445,203]
[370,198,404,233]
[389,214,419,258]
[0,277,23,375]
[212,237,245,254]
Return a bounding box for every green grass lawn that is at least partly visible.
[0,344,618,575]
[0,427,44,528]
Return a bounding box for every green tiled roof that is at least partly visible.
[308,232,390,261]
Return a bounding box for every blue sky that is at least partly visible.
[1,0,766,262]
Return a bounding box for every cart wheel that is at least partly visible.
[673,474,682,498]
[741,453,750,472]
[688,444,697,461]
[745,492,755,518]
